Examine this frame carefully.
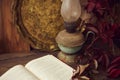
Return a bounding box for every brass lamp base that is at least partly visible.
[57,51,77,64]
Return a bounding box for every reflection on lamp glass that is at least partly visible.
[61,0,81,23]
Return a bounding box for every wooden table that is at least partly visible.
[0,49,120,80]
[0,51,77,76]
[0,51,58,76]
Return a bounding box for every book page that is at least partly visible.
[0,65,39,80]
[25,55,74,80]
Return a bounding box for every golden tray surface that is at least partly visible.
[13,0,64,51]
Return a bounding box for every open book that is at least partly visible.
[0,55,73,80]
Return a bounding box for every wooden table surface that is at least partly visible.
[0,48,120,80]
[0,51,58,76]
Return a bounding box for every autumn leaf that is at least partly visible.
[107,56,120,78]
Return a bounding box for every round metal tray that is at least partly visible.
[13,0,64,51]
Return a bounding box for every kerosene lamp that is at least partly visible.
[56,0,85,63]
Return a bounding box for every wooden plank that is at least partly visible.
[0,52,51,75]
[0,0,2,38]
[0,0,30,53]
[0,0,6,53]
[0,53,33,60]
[0,1,1,40]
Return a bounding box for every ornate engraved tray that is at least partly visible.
[13,0,64,51]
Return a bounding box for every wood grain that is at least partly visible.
[0,0,30,53]
[0,0,4,53]
[0,52,53,76]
